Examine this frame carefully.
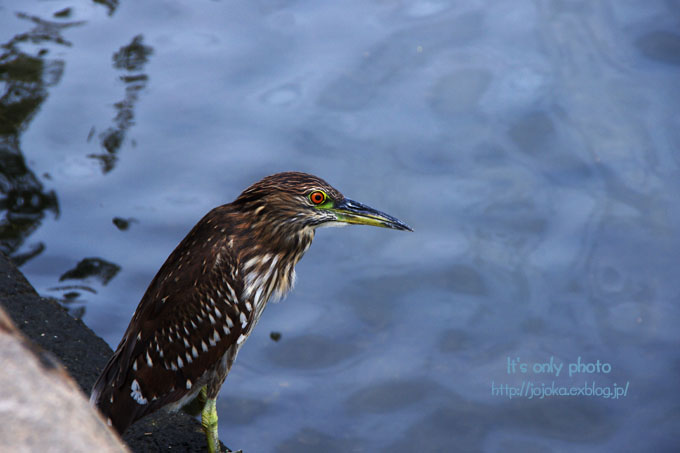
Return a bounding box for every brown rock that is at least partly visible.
[0,305,128,452]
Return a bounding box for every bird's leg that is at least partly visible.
[201,395,220,453]
[181,385,208,417]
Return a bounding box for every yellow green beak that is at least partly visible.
[331,198,413,231]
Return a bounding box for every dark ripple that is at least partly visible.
[217,396,268,425]
[342,264,486,328]
[276,427,363,453]
[636,31,680,66]
[266,334,358,369]
[345,378,433,414]
[318,12,483,112]
[429,68,492,116]
[383,392,618,452]
[509,111,555,155]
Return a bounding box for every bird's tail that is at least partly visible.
[90,348,142,434]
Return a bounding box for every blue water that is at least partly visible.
[2,1,679,451]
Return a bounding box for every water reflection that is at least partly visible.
[0,12,80,263]
[48,284,98,321]
[59,257,121,285]
[112,216,137,231]
[89,35,153,173]
[51,257,122,319]
[0,9,130,318]
[93,0,120,17]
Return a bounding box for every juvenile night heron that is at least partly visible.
[91,172,412,452]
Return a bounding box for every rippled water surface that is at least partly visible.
[2,1,679,451]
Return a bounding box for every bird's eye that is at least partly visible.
[309,190,326,205]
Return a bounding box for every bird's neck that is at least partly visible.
[234,224,315,325]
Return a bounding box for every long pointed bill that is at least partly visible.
[332,199,413,231]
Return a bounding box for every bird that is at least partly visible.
[90,171,412,452]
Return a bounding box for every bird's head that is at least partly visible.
[233,172,413,234]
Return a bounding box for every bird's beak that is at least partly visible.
[331,198,413,231]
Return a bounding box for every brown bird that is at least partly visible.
[90,172,412,452]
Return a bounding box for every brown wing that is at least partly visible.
[91,206,250,433]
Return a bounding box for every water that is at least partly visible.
[2,1,679,451]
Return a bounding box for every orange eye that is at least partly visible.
[309,190,326,205]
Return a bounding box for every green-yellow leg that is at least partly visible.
[182,386,208,417]
[201,396,220,453]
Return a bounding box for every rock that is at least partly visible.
[0,305,128,452]
[0,252,228,452]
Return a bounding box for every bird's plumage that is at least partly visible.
[90,172,411,443]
